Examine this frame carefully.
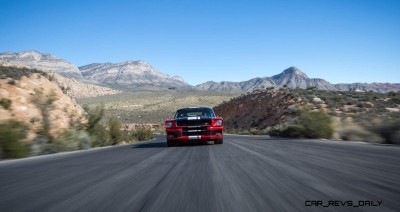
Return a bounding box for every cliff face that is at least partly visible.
[0,66,86,142]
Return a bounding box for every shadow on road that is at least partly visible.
[133,141,211,148]
[133,142,168,148]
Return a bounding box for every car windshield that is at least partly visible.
[175,108,215,118]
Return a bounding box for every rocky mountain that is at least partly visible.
[79,61,191,90]
[0,60,122,98]
[2,51,398,93]
[196,67,400,93]
[0,51,83,79]
[196,67,335,91]
[0,51,191,92]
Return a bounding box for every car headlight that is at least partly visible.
[165,122,173,128]
[216,120,223,126]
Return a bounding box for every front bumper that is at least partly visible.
[166,126,223,142]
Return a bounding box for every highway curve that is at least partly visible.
[0,135,399,212]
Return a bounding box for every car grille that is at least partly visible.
[182,126,208,136]
[176,119,212,127]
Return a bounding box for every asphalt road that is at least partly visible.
[0,135,399,212]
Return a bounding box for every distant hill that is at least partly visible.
[79,61,191,91]
[0,51,83,79]
[196,67,400,93]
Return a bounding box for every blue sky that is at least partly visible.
[1,0,399,85]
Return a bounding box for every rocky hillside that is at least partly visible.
[214,87,400,143]
[0,61,122,98]
[197,67,400,93]
[0,65,86,142]
[79,61,191,90]
[214,88,301,130]
[54,75,122,98]
[0,51,83,79]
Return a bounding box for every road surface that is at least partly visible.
[1,135,399,211]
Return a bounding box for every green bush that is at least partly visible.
[299,109,333,138]
[83,104,105,134]
[0,120,30,159]
[55,129,92,151]
[83,104,110,147]
[249,128,262,135]
[272,109,333,139]
[0,98,12,110]
[90,124,110,147]
[279,125,306,138]
[133,126,154,141]
[108,117,122,145]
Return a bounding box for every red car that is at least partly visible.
[164,107,224,147]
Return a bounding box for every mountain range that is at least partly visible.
[196,67,400,93]
[1,51,399,93]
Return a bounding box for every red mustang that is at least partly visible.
[164,107,224,147]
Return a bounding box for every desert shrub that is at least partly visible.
[133,126,154,141]
[31,88,58,142]
[0,120,30,159]
[337,125,384,143]
[275,109,333,139]
[108,117,122,145]
[391,96,400,104]
[83,104,110,146]
[32,129,92,155]
[90,124,110,147]
[53,129,92,151]
[387,91,396,97]
[298,109,333,138]
[249,128,262,135]
[83,104,105,134]
[369,118,400,144]
[226,128,238,134]
[279,125,306,138]
[121,130,136,143]
[0,98,12,110]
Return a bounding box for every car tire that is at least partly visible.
[167,140,175,147]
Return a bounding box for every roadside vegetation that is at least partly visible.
[0,103,155,159]
[0,66,156,159]
[218,87,400,144]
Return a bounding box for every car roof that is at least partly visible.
[176,107,213,110]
